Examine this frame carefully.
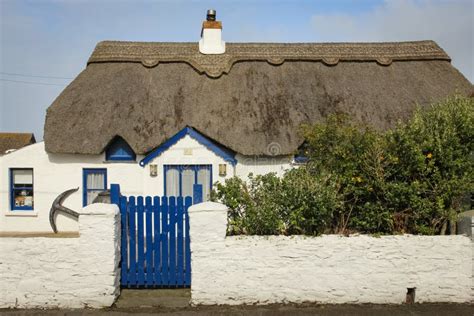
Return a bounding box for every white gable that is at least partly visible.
[146,134,229,166]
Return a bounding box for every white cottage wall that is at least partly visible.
[235,154,293,179]
[0,143,143,232]
[142,135,235,198]
[0,136,292,233]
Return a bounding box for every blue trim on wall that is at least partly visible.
[82,168,108,207]
[106,137,136,161]
[139,127,237,167]
[10,168,34,211]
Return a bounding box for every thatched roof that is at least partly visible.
[0,133,36,155]
[44,41,472,156]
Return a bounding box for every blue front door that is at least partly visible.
[164,165,212,202]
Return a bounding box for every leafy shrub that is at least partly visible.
[212,168,341,235]
[301,114,392,233]
[383,95,474,234]
[212,95,473,235]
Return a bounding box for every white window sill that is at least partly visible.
[5,211,38,217]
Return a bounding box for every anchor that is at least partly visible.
[49,188,79,233]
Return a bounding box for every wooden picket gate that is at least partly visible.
[111,184,200,288]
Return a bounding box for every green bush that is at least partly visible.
[212,95,474,235]
[212,168,341,235]
[384,95,474,234]
[301,114,392,234]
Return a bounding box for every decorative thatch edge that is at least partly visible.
[88,41,451,78]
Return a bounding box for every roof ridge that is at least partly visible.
[88,40,450,78]
[96,40,438,45]
[0,132,35,136]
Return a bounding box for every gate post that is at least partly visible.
[188,202,228,304]
[110,184,121,205]
[193,184,203,204]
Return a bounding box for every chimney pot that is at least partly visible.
[207,9,216,21]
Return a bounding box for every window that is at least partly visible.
[106,137,136,161]
[294,142,309,164]
[83,169,107,206]
[164,165,212,202]
[10,168,34,210]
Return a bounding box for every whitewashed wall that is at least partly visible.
[235,154,292,178]
[0,143,142,232]
[0,203,120,309]
[143,135,234,197]
[189,202,473,305]
[0,139,293,232]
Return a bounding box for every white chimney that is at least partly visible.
[199,9,225,54]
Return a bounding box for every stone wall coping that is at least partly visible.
[189,201,228,213]
[79,203,119,216]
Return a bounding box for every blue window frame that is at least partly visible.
[294,154,309,164]
[164,165,212,202]
[10,168,34,211]
[294,142,309,164]
[83,168,107,206]
[106,137,136,161]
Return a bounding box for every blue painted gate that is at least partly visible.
[111,184,202,288]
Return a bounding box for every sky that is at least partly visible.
[1,0,473,140]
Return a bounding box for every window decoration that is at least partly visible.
[83,168,107,206]
[106,137,136,161]
[10,169,34,210]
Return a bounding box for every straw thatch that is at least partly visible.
[44,41,472,155]
[0,133,36,155]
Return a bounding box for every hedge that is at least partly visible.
[212,95,473,235]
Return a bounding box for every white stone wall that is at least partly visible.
[0,203,120,309]
[0,139,293,232]
[189,203,473,305]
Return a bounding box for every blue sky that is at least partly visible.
[1,0,473,140]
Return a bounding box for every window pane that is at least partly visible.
[182,168,195,198]
[83,169,107,206]
[11,169,34,210]
[87,172,105,190]
[106,138,136,161]
[197,168,211,201]
[166,168,179,197]
[13,169,33,185]
[87,191,101,205]
[13,188,34,207]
